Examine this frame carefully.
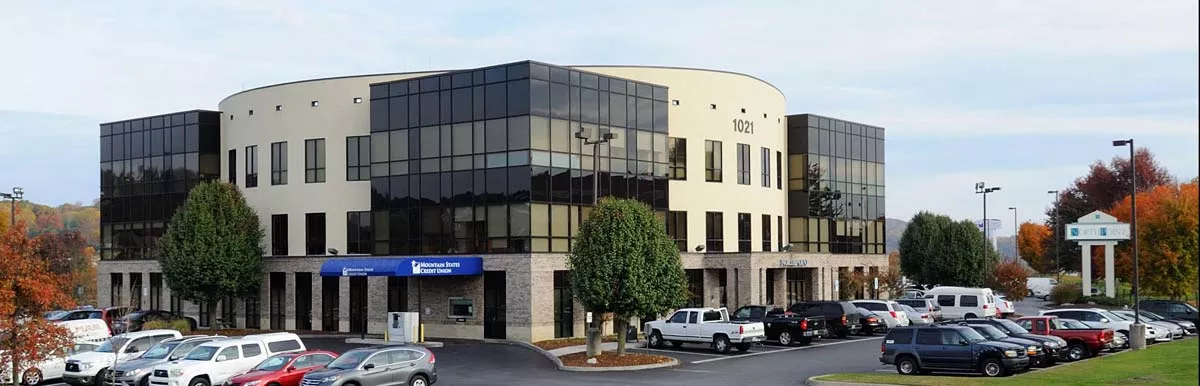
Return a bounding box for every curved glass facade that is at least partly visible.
[366,61,670,255]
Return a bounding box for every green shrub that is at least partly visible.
[1050,282,1083,305]
[1080,295,1130,307]
[143,319,192,333]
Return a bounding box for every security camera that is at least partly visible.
[695,245,705,252]
[327,248,339,255]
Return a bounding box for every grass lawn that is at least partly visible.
[818,338,1198,386]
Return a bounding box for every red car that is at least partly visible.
[225,350,339,386]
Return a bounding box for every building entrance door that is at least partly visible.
[484,271,507,339]
[349,277,368,334]
[786,268,811,305]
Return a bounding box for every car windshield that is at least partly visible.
[45,311,68,320]
[958,328,989,342]
[253,355,293,371]
[1057,319,1090,329]
[141,343,178,359]
[74,343,99,354]
[1102,311,1129,321]
[96,338,130,353]
[184,346,218,361]
[326,350,371,370]
[1140,311,1166,320]
[899,305,917,313]
[973,325,1008,340]
[996,319,1029,334]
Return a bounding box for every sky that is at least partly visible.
[1,1,1197,238]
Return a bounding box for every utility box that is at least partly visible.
[387,312,420,343]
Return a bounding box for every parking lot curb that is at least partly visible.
[484,339,567,369]
[559,357,679,372]
[806,375,895,386]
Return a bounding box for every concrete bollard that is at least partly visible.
[585,327,602,357]
[1130,323,1147,350]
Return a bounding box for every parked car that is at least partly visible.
[924,287,998,319]
[64,329,182,386]
[731,305,826,346]
[1040,308,1163,346]
[148,333,306,386]
[958,317,1068,364]
[1,320,110,386]
[853,300,910,328]
[224,350,338,386]
[107,335,225,386]
[880,326,1030,377]
[58,307,135,334]
[787,301,862,338]
[995,296,1015,318]
[895,298,944,322]
[1107,310,1177,342]
[1119,310,1196,335]
[856,307,888,335]
[898,304,933,326]
[646,307,767,353]
[114,310,198,334]
[46,310,71,320]
[1026,278,1058,300]
[301,346,437,386]
[1138,300,1199,324]
[1015,316,1117,361]
[961,323,1049,367]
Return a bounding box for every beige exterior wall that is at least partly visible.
[578,66,789,253]
[217,72,443,258]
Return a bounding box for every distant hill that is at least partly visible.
[884,217,1017,260]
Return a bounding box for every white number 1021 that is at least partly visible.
[733,119,754,134]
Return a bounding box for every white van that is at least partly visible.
[1,320,112,386]
[924,286,999,319]
[63,329,182,385]
[1027,277,1058,300]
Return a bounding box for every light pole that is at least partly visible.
[974,182,1001,247]
[1008,207,1017,260]
[0,186,24,227]
[1047,190,1060,277]
[576,127,615,357]
[1113,139,1144,349]
[576,128,616,205]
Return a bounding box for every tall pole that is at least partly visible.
[983,193,988,242]
[592,142,601,205]
[1048,190,1060,277]
[576,128,614,357]
[1009,207,1017,260]
[1113,139,1142,348]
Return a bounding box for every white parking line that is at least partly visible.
[689,337,884,364]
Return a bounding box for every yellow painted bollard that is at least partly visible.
[420,324,425,342]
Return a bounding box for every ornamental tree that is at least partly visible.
[987,260,1031,302]
[1109,181,1199,299]
[158,181,265,312]
[0,223,74,384]
[567,197,688,357]
[1016,222,1052,273]
[899,211,997,287]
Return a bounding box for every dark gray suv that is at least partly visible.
[301,346,436,386]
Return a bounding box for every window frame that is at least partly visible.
[736,212,751,252]
[736,143,750,185]
[668,137,686,180]
[305,213,327,256]
[305,138,326,183]
[760,147,771,187]
[245,145,258,187]
[346,136,371,181]
[705,211,724,252]
[270,141,287,185]
[704,140,722,182]
[271,214,288,256]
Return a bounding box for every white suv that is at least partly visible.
[1040,308,1163,346]
[63,329,182,386]
[148,333,305,386]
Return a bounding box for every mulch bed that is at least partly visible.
[558,351,673,367]
[533,335,621,351]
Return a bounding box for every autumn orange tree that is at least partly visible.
[876,252,907,299]
[1109,181,1199,299]
[1016,222,1052,273]
[986,260,1030,303]
[33,231,96,305]
[0,223,75,383]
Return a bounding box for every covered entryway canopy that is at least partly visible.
[318,257,484,277]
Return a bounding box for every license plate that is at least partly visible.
[804,331,815,336]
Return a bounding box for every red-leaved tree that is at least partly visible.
[0,223,75,383]
[987,260,1031,303]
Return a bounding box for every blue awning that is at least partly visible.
[318,257,484,277]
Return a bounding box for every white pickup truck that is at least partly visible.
[645,307,767,353]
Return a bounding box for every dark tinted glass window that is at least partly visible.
[885,328,914,344]
[267,340,302,353]
[936,295,955,307]
[960,295,979,307]
[916,329,942,345]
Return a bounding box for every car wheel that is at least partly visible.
[965,313,977,319]
[408,374,428,386]
[1066,343,1087,361]
[648,331,664,349]
[1118,331,1131,348]
[21,368,42,386]
[93,368,108,386]
[895,356,920,375]
[798,337,813,346]
[980,358,1006,377]
[713,335,731,354]
[778,331,793,346]
[1028,290,1034,297]
[188,377,211,386]
[835,329,848,339]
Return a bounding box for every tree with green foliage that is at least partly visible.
[567,197,688,357]
[899,211,999,287]
[158,182,264,313]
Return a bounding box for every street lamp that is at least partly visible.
[974,182,1001,245]
[0,186,24,227]
[1113,138,1143,348]
[1008,207,1017,260]
[1047,190,1060,276]
[576,128,617,205]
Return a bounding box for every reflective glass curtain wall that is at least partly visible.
[367,61,669,255]
[99,111,222,260]
[785,114,885,254]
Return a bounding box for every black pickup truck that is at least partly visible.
[732,305,828,346]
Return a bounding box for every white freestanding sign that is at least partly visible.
[387,312,420,343]
[1066,210,1130,298]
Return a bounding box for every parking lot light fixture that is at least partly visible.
[1112,139,1142,339]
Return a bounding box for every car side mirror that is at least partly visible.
[665,320,672,323]
[363,364,375,370]
[959,340,969,346]
[1100,318,1109,323]
[286,366,296,372]
[125,347,139,353]
[169,355,180,361]
[216,355,228,362]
